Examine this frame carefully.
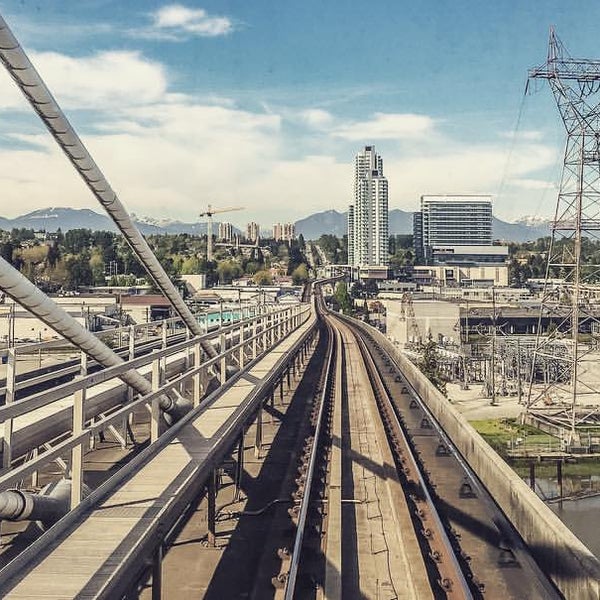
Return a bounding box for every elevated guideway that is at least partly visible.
[0,304,316,598]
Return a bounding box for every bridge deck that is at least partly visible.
[2,317,314,599]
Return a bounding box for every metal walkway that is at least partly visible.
[0,310,316,598]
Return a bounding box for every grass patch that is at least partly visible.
[470,418,558,454]
[511,459,600,478]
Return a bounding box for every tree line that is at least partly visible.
[0,228,310,292]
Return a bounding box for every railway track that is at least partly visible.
[278,294,561,599]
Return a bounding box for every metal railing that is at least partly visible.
[0,304,310,507]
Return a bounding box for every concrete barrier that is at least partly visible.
[357,320,600,600]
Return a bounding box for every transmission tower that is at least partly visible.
[527,29,600,444]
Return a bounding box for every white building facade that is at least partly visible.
[347,145,389,271]
[218,222,234,242]
[273,222,296,243]
[413,195,508,286]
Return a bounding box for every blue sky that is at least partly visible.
[0,1,596,225]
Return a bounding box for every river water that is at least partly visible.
[530,475,600,558]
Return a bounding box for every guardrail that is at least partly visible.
[0,303,267,398]
[0,302,319,597]
[0,304,310,507]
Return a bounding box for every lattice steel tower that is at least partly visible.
[527,29,600,443]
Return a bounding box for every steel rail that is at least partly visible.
[343,316,563,600]
[361,325,564,600]
[351,325,474,599]
[283,318,336,600]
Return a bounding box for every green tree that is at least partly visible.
[291,263,309,285]
[334,281,351,314]
[217,260,243,284]
[64,229,92,254]
[419,336,447,396]
[254,270,272,285]
[181,256,201,274]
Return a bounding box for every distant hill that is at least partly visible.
[295,210,348,238]
[0,207,240,236]
[0,206,550,243]
[295,209,550,243]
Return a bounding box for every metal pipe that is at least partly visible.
[0,479,87,530]
[0,256,191,420]
[0,14,208,348]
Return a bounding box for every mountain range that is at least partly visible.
[295,209,550,242]
[0,207,215,236]
[0,206,550,243]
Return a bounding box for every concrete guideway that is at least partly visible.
[349,316,600,600]
[331,317,431,599]
[0,306,317,598]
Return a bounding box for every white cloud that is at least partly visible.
[0,45,557,225]
[333,112,435,141]
[0,50,168,111]
[500,129,544,141]
[299,109,334,129]
[508,177,555,190]
[140,4,234,39]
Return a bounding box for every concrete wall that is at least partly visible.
[359,320,600,599]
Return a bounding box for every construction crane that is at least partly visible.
[199,204,244,261]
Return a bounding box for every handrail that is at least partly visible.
[0,306,318,595]
[0,305,309,423]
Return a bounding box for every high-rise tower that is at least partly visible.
[348,145,389,269]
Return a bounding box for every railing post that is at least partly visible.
[152,544,163,600]
[151,353,162,443]
[70,381,85,509]
[254,404,263,458]
[80,346,88,377]
[252,319,258,359]
[162,321,168,349]
[193,341,202,407]
[220,333,227,383]
[239,325,245,370]
[2,348,16,470]
[128,325,135,361]
[234,435,244,502]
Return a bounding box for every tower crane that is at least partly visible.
[199,204,244,261]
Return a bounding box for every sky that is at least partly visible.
[0,0,597,227]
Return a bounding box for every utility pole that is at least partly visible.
[527,29,600,443]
